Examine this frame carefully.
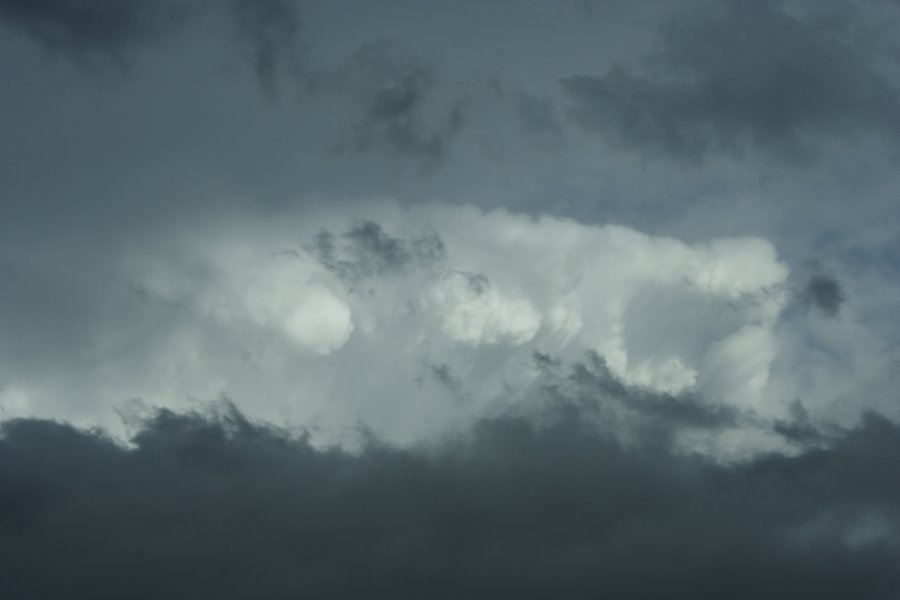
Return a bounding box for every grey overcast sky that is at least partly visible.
[1,1,900,597]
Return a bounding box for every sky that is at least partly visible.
[1,0,900,597]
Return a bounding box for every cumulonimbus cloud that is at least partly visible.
[0,203,797,449]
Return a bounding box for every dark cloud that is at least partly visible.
[0,0,305,91]
[461,271,491,295]
[335,42,468,167]
[415,360,469,403]
[425,362,463,394]
[1,398,899,598]
[227,0,305,97]
[772,400,835,447]
[798,272,846,317]
[534,351,744,445]
[0,0,188,66]
[562,0,900,160]
[309,220,446,287]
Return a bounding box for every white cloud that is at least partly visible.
[0,202,795,446]
[420,206,788,400]
[131,239,354,356]
[700,325,779,407]
[628,356,698,394]
[430,272,541,345]
[283,289,354,355]
[0,386,32,418]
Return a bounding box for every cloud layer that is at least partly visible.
[2,2,899,596]
[1,399,898,598]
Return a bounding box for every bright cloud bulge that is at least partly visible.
[0,202,792,449]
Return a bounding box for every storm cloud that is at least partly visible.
[1,397,898,599]
[562,0,900,160]
[2,2,900,597]
[0,0,305,90]
[798,271,846,317]
[0,0,189,63]
[330,42,468,166]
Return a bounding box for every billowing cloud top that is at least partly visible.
[2,203,793,450]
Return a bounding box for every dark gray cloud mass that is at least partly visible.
[798,272,846,317]
[309,220,446,287]
[534,351,744,445]
[415,359,470,405]
[332,42,468,167]
[562,0,900,160]
[772,400,836,447]
[0,0,305,90]
[0,0,187,65]
[423,361,464,394]
[226,0,305,97]
[1,395,898,599]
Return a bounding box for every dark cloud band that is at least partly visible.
[1,398,898,598]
